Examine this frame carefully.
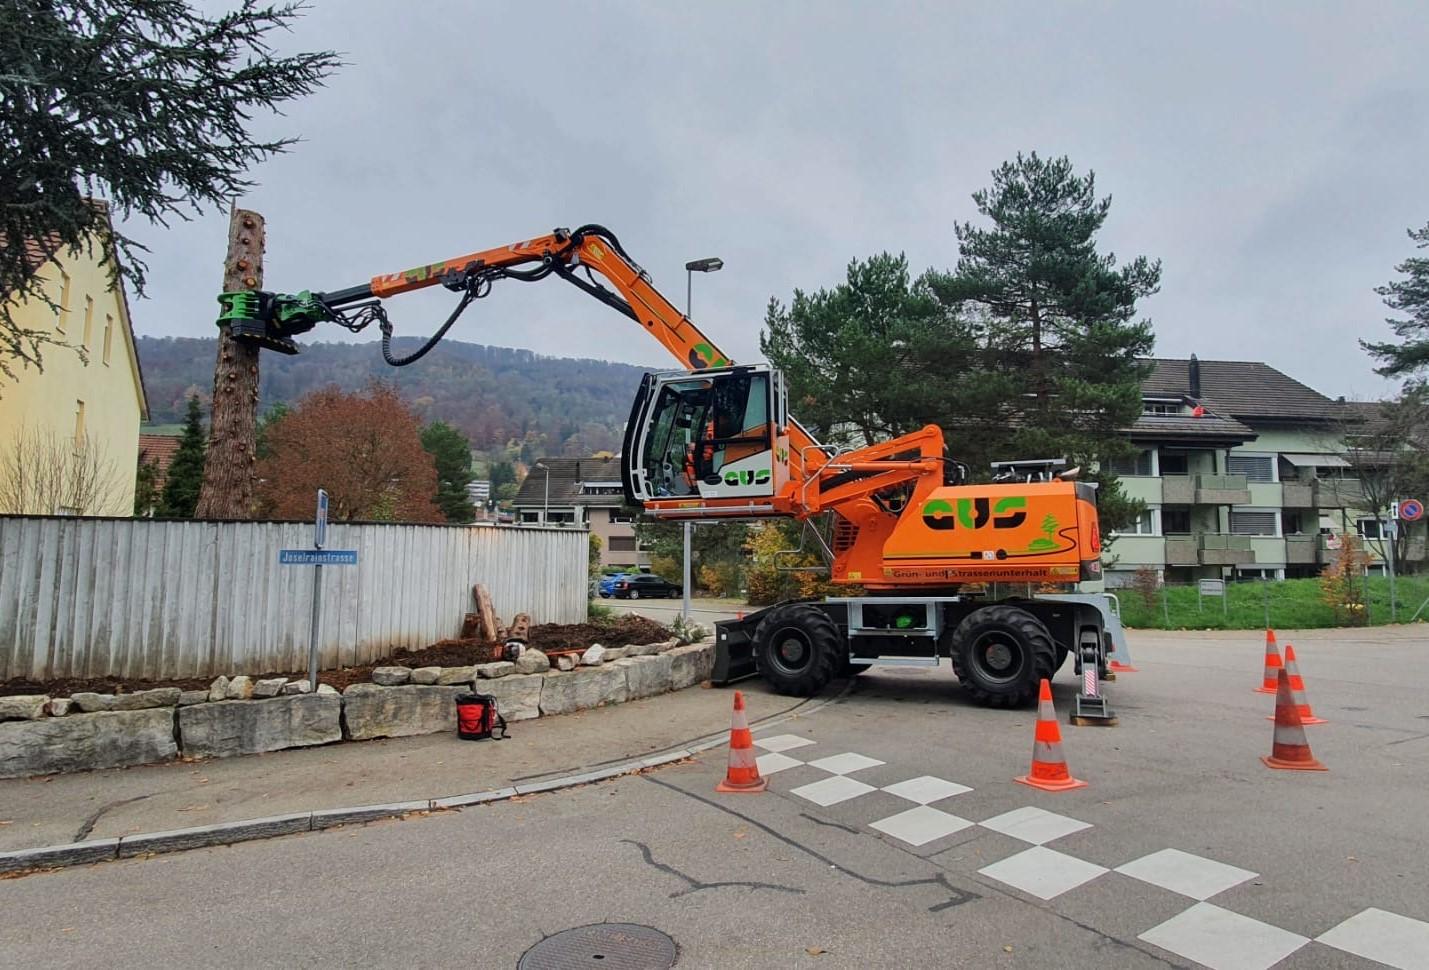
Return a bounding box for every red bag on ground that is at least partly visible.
[455,693,508,741]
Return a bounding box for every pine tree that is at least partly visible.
[1361,221,1429,383]
[159,395,207,518]
[421,421,476,523]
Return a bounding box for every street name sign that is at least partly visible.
[279,549,358,566]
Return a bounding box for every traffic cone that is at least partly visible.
[1262,668,1327,771]
[1254,629,1283,694]
[1015,679,1087,792]
[1266,645,1326,724]
[715,690,767,793]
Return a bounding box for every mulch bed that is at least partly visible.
[0,615,673,699]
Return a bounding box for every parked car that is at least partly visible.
[613,574,682,599]
[598,573,631,598]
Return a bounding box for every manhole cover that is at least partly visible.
[518,923,677,970]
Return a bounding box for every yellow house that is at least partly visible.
[0,206,148,516]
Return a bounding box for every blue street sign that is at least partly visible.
[279,549,358,566]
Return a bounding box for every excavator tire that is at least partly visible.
[754,603,839,697]
[948,605,1056,708]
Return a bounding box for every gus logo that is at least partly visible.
[724,469,772,487]
[922,496,1027,531]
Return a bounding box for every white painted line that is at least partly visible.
[753,734,816,753]
[978,806,1091,845]
[1140,902,1308,970]
[807,752,885,775]
[977,846,1108,900]
[880,776,973,805]
[755,752,804,775]
[1316,907,1429,969]
[869,806,973,847]
[789,775,877,807]
[1115,848,1257,901]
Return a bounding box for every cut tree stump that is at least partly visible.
[460,613,481,639]
[507,612,531,644]
[473,585,499,642]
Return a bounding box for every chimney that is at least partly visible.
[1188,354,1201,399]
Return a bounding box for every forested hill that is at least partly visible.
[137,336,650,458]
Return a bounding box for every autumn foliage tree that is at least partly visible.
[257,383,441,522]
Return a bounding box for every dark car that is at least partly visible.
[613,574,682,600]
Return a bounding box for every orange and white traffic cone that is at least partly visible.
[1266,645,1326,725]
[1262,668,1327,771]
[1015,679,1087,792]
[715,690,767,793]
[1255,629,1284,694]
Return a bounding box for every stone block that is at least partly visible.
[555,653,576,672]
[0,708,178,779]
[435,666,476,686]
[625,641,660,658]
[0,694,48,721]
[410,666,442,685]
[208,676,229,703]
[0,838,119,874]
[623,654,674,700]
[481,673,543,721]
[340,684,464,741]
[46,697,75,717]
[580,644,606,666]
[602,646,627,662]
[71,692,116,713]
[539,664,629,717]
[317,684,338,695]
[476,661,515,679]
[114,687,181,711]
[177,694,342,759]
[178,690,209,707]
[225,675,254,700]
[668,641,716,690]
[282,679,312,695]
[253,678,287,698]
[371,666,412,686]
[515,648,550,675]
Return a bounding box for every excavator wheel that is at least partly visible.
[754,603,839,697]
[948,605,1056,708]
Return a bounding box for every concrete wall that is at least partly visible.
[0,517,587,681]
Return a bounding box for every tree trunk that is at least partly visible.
[195,207,265,519]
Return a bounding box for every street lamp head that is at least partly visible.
[685,257,724,273]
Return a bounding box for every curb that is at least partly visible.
[0,681,851,876]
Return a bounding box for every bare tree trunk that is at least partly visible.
[195,207,265,519]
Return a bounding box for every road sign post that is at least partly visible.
[1198,578,1226,617]
[277,490,358,690]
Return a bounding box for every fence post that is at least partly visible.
[1162,584,1171,628]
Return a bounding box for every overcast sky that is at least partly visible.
[131,1,1428,402]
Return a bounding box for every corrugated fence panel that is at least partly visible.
[0,517,586,681]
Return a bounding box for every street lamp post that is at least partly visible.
[681,257,723,621]
[534,461,550,524]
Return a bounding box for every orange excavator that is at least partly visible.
[218,224,1121,716]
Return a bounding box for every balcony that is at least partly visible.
[1199,533,1255,566]
[1316,478,1365,508]
[1162,475,1195,504]
[1281,481,1315,509]
[1285,535,1319,565]
[1195,474,1252,506]
[1165,535,1198,565]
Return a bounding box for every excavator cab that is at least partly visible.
[622,364,790,509]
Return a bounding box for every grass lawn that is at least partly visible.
[1116,575,1429,630]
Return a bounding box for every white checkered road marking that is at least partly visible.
[978,846,1108,900]
[1316,907,1429,969]
[880,775,972,805]
[869,806,973,847]
[789,775,876,807]
[1140,902,1308,970]
[754,752,803,775]
[753,734,815,753]
[978,806,1091,845]
[1115,848,1257,901]
[807,752,885,775]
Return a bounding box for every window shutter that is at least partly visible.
[1227,455,1273,482]
[1230,511,1276,536]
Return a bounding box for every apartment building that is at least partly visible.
[511,456,651,570]
[1105,356,1409,586]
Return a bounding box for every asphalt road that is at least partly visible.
[3,626,1427,969]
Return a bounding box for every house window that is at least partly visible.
[1161,508,1192,534]
[1282,511,1308,535]
[1230,511,1277,536]
[519,511,541,524]
[609,536,637,552]
[1107,449,1154,477]
[103,314,114,364]
[1142,401,1181,415]
[73,400,86,451]
[1115,509,1158,535]
[1159,452,1190,476]
[1227,454,1274,483]
[82,296,95,348]
[609,510,635,524]
[56,271,71,331]
[546,510,575,525]
[1356,517,1388,540]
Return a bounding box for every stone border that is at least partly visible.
[1,638,713,781]
[0,679,851,876]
